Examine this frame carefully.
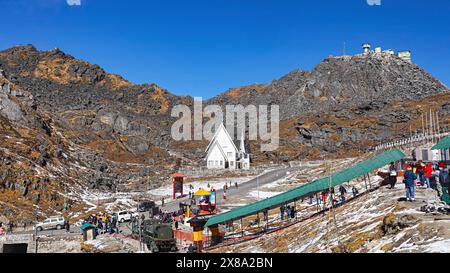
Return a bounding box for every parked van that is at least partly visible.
[114,211,139,223]
[138,201,156,212]
[35,216,66,231]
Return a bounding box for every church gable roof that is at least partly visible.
[205,139,228,161]
[205,123,238,153]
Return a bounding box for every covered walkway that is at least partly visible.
[205,149,406,228]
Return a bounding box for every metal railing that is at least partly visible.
[374,131,450,152]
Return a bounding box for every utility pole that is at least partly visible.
[430,109,434,142]
[437,112,440,135]
[138,216,143,252]
[35,227,38,253]
[257,175,260,201]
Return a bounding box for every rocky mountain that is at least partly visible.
[0,45,449,222]
[211,54,448,119]
[210,53,449,161]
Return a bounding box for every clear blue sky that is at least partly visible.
[1,0,449,98]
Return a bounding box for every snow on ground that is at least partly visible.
[210,173,450,253]
[422,239,450,253]
[247,190,283,199]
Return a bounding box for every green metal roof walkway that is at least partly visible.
[432,136,450,150]
[205,149,406,227]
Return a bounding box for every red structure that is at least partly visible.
[171,173,187,200]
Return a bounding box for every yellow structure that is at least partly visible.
[194,188,211,196]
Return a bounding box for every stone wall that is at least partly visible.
[0,234,36,253]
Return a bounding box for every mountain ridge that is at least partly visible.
[0,44,449,222]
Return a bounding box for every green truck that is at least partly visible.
[132,219,178,253]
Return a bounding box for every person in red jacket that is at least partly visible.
[424,162,433,188]
[416,161,425,186]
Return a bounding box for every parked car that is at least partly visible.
[138,201,156,212]
[114,211,139,223]
[35,216,66,231]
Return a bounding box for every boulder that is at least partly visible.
[31,193,40,203]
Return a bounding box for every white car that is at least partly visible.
[115,211,139,223]
[35,216,66,231]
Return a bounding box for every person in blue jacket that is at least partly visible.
[404,165,417,202]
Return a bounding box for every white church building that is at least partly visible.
[205,123,251,170]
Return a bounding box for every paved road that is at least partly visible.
[9,226,81,237]
[160,166,302,213]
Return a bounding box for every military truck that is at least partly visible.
[132,219,178,253]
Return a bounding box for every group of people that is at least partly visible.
[82,213,119,235]
[279,205,297,221]
[390,161,450,202]
[311,184,358,208]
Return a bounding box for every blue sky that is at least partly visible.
[1,0,449,98]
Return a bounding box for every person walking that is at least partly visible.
[404,165,417,202]
[339,185,347,203]
[389,162,398,189]
[8,222,13,234]
[280,206,285,222]
[416,161,425,187]
[65,220,70,233]
[352,186,359,198]
[424,162,433,189]
[434,167,443,196]
[161,197,165,207]
[290,206,296,220]
[439,165,450,195]
[321,191,328,207]
[286,206,291,220]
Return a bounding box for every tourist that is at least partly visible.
[187,243,197,253]
[286,206,291,220]
[321,191,328,206]
[280,206,285,222]
[389,162,398,189]
[424,162,433,188]
[352,186,359,197]
[404,165,417,202]
[316,192,322,204]
[439,165,449,195]
[339,185,347,203]
[434,167,443,196]
[97,218,103,234]
[416,161,425,187]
